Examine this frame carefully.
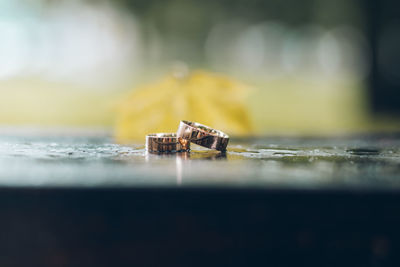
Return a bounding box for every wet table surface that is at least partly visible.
[0,133,399,190]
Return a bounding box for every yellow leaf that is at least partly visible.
[115,69,253,142]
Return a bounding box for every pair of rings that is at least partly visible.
[146,120,229,153]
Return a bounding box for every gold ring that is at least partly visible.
[146,133,190,153]
[176,120,229,151]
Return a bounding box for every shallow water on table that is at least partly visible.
[0,135,399,189]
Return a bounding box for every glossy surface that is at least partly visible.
[146,133,189,153]
[0,134,399,190]
[177,120,229,151]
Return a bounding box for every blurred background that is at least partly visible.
[0,0,399,140]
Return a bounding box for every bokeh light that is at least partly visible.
[0,0,398,138]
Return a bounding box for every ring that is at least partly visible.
[146,133,190,153]
[176,120,229,151]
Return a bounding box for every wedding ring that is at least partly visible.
[176,120,229,151]
[146,133,190,153]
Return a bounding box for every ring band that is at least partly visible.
[176,120,229,151]
[146,133,190,153]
